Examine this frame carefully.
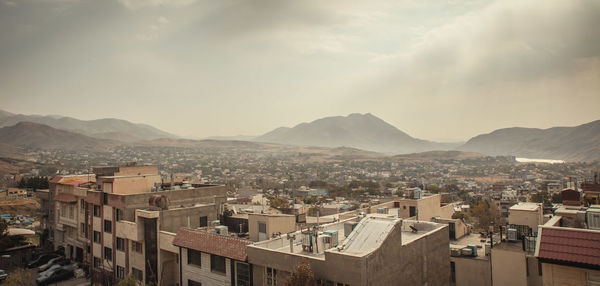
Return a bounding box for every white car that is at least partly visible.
[38,257,61,271]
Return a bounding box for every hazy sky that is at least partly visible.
[1,0,599,141]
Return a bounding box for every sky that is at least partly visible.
[1,0,599,142]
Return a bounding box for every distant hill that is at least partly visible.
[255,113,456,154]
[0,122,116,151]
[0,110,176,141]
[458,120,600,161]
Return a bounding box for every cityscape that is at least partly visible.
[1,0,599,285]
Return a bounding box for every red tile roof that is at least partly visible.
[53,193,77,203]
[49,176,63,183]
[537,227,600,267]
[62,180,87,186]
[173,228,252,261]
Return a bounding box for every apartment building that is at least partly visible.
[50,175,95,262]
[66,163,229,285]
[173,227,253,286]
[247,214,450,286]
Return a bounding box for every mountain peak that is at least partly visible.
[255,113,439,154]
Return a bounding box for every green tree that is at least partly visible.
[285,259,317,286]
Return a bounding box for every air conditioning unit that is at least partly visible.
[215,225,228,236]
[461,248,473,256]
[507,229,518,241]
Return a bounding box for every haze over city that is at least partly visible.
[1,0,599,141]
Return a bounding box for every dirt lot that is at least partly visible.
[0,198,41,215]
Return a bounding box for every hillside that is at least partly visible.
[0,122,117,151]
[255,113,454,154]
[0,110,176,141]
[458,120,600,161]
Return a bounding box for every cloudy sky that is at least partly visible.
[1,0,599,141]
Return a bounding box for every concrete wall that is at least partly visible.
[158,205,218,233]
[541,263,600,286]
[248,214,296,242]
[491,248,527,286]
[509,208,543,232]
[365,223,450,286]
[111,175,161,195]
[451,257,491,286]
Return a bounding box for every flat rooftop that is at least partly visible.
[509,203,541,211]
[251,214,445,258]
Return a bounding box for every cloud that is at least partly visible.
[118,0,196,10]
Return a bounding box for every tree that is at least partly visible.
[3,268,35,286]
[267,196,290,210]
[470,200,504,232]
[116,274,137,286]
[427,184,441,194]
[285,259,317,286]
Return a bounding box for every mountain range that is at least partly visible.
[458,120,600,161]
[0,110,176,141]
[0,109,598,161]
[0,122,116,152]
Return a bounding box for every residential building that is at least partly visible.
[247,214,450,286]
[508,203,544,235]
[173,227,253,286]
[536,214,600,286]
[44,163,229,286]
[50,175,95,262]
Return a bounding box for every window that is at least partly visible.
[187,249,201,267]
[116,237,125,251]
[93,257,101,268]
[199,216,208,227]
[104,247,112,261]
[266,267,277,286]
[80,199,85,212]
[93,205,100,217]
[93,231,101,243]
[116,209,123,221]
[103,193,108,205]
[132,268,143,281]
[188,280,202,286]
[236,262,250,286]
[116,266,125,280]
[132,241,142,253]
[104,220,112,233]
[80,223,86,236]
[210,254,226,274]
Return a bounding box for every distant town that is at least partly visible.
[0,139,599,285]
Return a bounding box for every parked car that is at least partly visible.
[38,257,63,271]
[37,269,74,285]
[38,264,62,280]
[27,254,59,268]
[0,269,7,281]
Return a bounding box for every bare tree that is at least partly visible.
[285,259,317,286]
